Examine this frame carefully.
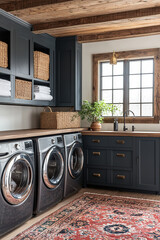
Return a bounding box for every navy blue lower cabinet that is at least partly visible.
[83,135,160,193]
[135,137,159,191]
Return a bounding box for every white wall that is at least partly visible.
[0,105,43,131]
[82,34,160,131]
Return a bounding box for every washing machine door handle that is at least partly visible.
[2,153,33,205]
[0,152,9,157]
[43,146,64,189]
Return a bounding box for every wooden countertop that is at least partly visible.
[82,130,160,137]
[0,128,88,141]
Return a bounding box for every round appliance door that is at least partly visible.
[68,143,84,179]
[43,146,64,189]
[2,153,33,205]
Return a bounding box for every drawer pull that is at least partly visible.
[116,153,126,158]
[116,175,126,180]
[116,140,125,144]
[92,139,100,143]
[92,173,101,177]
[93,152,101,156]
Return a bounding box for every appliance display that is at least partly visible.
[63,133,84,198]
[0,139,35,237]
[34,135,65,214]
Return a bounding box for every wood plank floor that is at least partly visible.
[2,187,160,240]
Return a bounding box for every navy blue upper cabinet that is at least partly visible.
[56,36,82,110]
[15,28,32,79]
[135,137,160,191]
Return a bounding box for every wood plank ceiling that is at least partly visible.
[1,0,160,42]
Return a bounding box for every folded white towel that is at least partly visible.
[0,85,11,91]
[34,85,50,91]
[34,92,53,101]
[34,89,51,94]
[0,91,11,97]
[0,79,11,86]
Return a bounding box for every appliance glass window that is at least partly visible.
[10,160,31,198]
[69,146,84,178]
[43,147,64,189]
[2,154,33,205]
[47,152,62,184]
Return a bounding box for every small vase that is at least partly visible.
[90,122,102,131]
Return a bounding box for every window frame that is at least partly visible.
[92,48,160,123]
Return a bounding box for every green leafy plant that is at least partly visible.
[76,100,118,123]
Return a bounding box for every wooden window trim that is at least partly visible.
[93,48,160,123]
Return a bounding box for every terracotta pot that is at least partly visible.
[90,122,102,131]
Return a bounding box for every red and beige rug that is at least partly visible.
[12,193,160,239]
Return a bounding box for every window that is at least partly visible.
[93,49,160,123]
[100,58,154,117]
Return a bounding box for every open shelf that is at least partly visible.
[0,73,11,98]
[34,43,50,55]
[0,27,10,70]
[33,78,50,85]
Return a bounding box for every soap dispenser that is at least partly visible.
[114,119,118,131]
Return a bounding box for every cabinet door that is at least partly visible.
[56,37,75,107]
[136,138,159,191]
[75,42,82,110]
[56,36,82,109]
[15,29,32,78]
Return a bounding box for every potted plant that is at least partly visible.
[77,100,118,131]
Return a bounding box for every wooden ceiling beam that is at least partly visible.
[33,7,160,31]
[0,0,68,11]
[77,25,160,43]
[32,7,160,37]
[4,0,160,24]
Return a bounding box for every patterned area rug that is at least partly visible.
[12,193,160,240]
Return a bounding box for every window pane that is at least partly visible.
[142,89,153,103]
[113,104,123,116]
[102,62,112,76]
[102,90,112,103]
[129,89,140,103]
[129,104,140,116]
[142,104,153,116]
[129,60,140,74]
[142,59,153,73]
[102,77,112,89]
[113,90,123,103]
[129,75,140,88]
[113,62,123,75]
[142,74,153,88]
[113,76,123,89]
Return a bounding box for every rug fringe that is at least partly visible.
[83,191,160,202]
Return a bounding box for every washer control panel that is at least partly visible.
[15,143,20,150]
[24,141,33,150]
[57,137,63,143]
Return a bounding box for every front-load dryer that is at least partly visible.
[0,139,35,237]
[63,133,84,199]
[34,135,65,214]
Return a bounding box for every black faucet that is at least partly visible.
[123,110,135,131]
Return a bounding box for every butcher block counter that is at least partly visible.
[0,128,88,141]
[82,130,160,137]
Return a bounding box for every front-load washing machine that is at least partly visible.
[0,139,35,237]
[63,133,84,198]
[34,135,65,214]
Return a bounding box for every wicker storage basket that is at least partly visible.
[15,79,32,100]
[0,41,8,68]
[34,51,50,81]
[40,107,80,129]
